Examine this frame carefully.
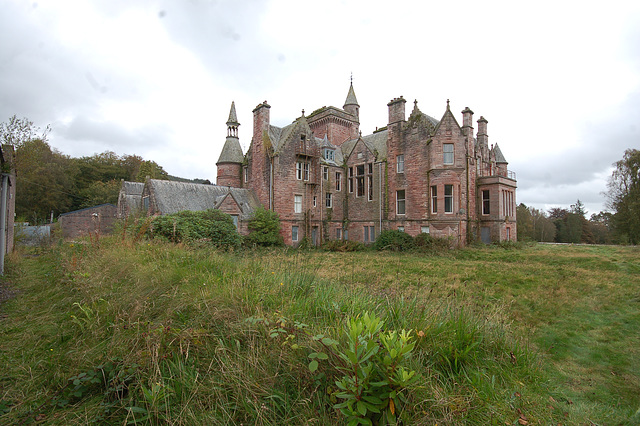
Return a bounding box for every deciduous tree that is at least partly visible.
[606,149,640,244]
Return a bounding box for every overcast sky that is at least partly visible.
[2,0,639,215]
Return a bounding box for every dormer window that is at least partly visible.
[324,148,335,161]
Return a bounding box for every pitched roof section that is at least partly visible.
[148,180,259,219]
[344,82,359,107]
[217,137,244,164]
[492,143,507,163]
[227,101,239,125]
[121,181,144,196]
[341,129,389,161]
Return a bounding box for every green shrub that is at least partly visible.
[321,240,367,252]
[374,230,415,251]
[244,207,284,247]
[149,209,241,249]
[413,233,451,254]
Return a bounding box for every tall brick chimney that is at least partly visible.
[252,101,271,142]
[387,96,406,124]
[462,107,475,156]
[250,101,272,208]
[477,116,488,149]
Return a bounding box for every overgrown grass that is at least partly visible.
[0,238,638,424]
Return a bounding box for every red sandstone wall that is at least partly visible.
[59,205,117,239]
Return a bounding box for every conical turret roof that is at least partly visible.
[344,82,359,107]
[217,137,243,164]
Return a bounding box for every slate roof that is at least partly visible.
[268,122,296,154]
[217,137,244,164]
[341,129,389,161]
[148,180,259,219]
[227,101,239,125]
[119,181,144,214]
[493,143,507,163]
[344,82,359,106]
[59,204,116,217]
[122,181,143,194]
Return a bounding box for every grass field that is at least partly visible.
[0,238,638,425]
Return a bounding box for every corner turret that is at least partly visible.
[343,80,360,120]
[216,101,244,187]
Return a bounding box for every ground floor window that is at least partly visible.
[336,228,342,240]
[398,226,405,232]
[364,226,375,242]
[430,186,437,213]
[444,184,453,213]
[292,226,299,242]
[421,226,429,234]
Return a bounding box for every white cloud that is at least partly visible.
[2,0,640,211]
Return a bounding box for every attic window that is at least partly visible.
[324,149,335,161]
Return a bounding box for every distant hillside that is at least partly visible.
[167,175,212,185]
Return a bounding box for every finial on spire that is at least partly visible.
[350,72,353,84]
[446,99,450,111]
[302,109,305,116]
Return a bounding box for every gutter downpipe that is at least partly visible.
[378,162,382,233]
[269,158,273,210]
[0,174,9,275]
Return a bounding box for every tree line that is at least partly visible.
[0,115,177,223]
[517,149,639,245]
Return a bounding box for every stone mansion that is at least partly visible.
[212,82,517,246]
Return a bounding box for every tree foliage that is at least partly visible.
[1,115,172,222]
[0,115,50,148]
[606,149,640,244]
[15,139,76,223]
[516,204,556,242]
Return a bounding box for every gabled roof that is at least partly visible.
[342,129,389,161]
[118,181,144,215]
[121,181,144,196]
[492,143,507,163]
[434,100,462,135]
[147,180,260,219]
[267,122,296,154]
[217,137,244,164]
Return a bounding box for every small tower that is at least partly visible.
[343,77,360,120]
[216,101,244,188]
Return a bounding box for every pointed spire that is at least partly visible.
[344,80,359,107]
[226,101,240,138]
[493,143,507,163]
[227,101,239,126]
[343,76,360,120]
